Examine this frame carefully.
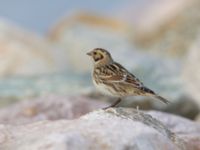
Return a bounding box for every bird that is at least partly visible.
[87,48,170,109]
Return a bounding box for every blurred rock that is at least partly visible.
[128,0,199,57]
[195,114,200,123]
[48,13,130,73]
[0,95,107,125]
[122,95,199,120]
[183,35,200,107]
[161,95,199,120]
[2,108,199,150]
[0,19,68,77]
[0,73,92,107]
[88,92,199,120]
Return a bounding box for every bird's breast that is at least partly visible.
[92,78,115,96]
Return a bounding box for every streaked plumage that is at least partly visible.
[87,48,170,109]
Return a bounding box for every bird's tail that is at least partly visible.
[153,95,170,104]
[140,86,170,104]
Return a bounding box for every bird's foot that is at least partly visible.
[102,98,122,110]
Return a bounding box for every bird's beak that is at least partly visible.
[86,51,92,56]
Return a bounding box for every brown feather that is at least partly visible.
[89,48,170,105]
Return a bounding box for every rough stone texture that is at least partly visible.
[147,111,200,150]
[0,95,107,125]
[0,19,68,77]
[1,108,199,150]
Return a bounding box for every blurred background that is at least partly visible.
[0,0,200,124]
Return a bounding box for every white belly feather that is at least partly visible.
[93,79,119,97]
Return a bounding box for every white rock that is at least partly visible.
[1,108,199,150]
[0,95,107,125]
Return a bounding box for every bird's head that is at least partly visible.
[87,48,113,66]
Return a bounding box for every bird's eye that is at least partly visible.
[93,52,97,55]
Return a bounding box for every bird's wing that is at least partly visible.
[97,63,144,88]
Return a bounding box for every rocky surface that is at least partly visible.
[0,4,199,149]
[0,95,107,125]
[147,111,200,150]
[1,108,200,150]
[0,19,68,77]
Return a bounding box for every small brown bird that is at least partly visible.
[87,48,170,109]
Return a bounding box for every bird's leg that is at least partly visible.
[103,98,122,110]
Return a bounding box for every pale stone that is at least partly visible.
[0,108,195,150]
[0,95,107,125]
